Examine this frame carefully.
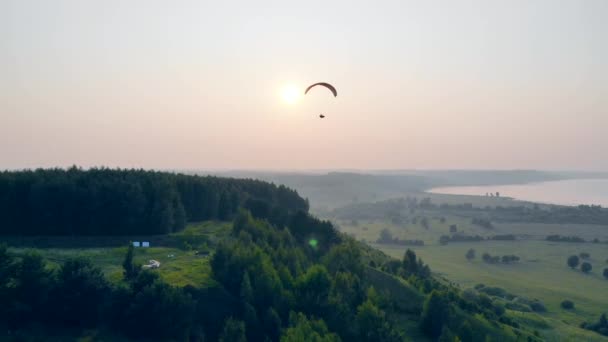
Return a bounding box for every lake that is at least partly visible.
[428,179,608,207]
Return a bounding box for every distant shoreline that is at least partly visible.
[427,179,608,207]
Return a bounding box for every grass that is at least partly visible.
[377,241,608,321]
[10,246,216,287]
[7,221,232,288]
[334,204,608,341]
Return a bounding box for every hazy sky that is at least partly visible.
[1,1,607,170]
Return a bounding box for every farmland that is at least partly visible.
[327,193,608,341]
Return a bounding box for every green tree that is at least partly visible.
[567,255,580,269]
[466,248,475,261]
[323,241,364,276]
[295,265,331,316]
[220,317,247,342]
[0,244,14,290]
[11,252,53,325]
[561,300,574,309]
[53,258,109,327]
[378,228,393,243]
[603,268,608,279]
[240,271,253,303]
[438,326,458,342]
[581,262,592,273]
[0,244,15,324]
[123,243,140,280]
[281,312,340,342]
[420,290,451,339]
[263,307,282,341]
[402,249,419,275]
[123,281,195,340]
[458,321,473,341]
[243,302,261,341]
[355,299,399,341]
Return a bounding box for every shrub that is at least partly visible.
[561,300,574,310]
[567,255,580,269]
[530,301,547,312]
[581,262,592,273]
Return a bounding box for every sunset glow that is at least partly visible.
[280,84,301,105]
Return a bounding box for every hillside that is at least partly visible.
[0,169,566,341]
[327,195,608,341]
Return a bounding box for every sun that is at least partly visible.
[280,84,301,105]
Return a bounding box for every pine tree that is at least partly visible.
[123,243,139,280]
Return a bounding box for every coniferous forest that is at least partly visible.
[0,168,307,235]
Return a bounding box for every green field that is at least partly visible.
[330,193,608,341]
[10,246,215,287]
[8,221,232,287]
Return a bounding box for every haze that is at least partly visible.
[1,0,607,170]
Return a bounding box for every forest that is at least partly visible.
[0,168,307,235]
[0,169,538,341]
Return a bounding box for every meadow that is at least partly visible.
[332,195,608,341]
[8,221,231,287]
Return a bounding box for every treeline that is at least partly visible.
[489,234,516,241]
[440,234,484,245]
[442,234,516,244]
[438,202,608,226]
[546,235,585,243]
[0,168,308,236]
[482,253,520,264]
[331,196,608,227]
[376,228,424,246]
[471,218,494,229]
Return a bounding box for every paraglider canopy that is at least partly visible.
[304,82,337,97]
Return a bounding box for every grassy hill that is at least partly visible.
[329,195,608,341]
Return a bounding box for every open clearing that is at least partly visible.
[7,221,230,287]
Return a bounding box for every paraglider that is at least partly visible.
[304,82,337,97]
[305,82,337,118]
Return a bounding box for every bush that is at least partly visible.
[561,300,574,310]
[567,255,580,269]
[581,262,592,273]
[530,301,547,312]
